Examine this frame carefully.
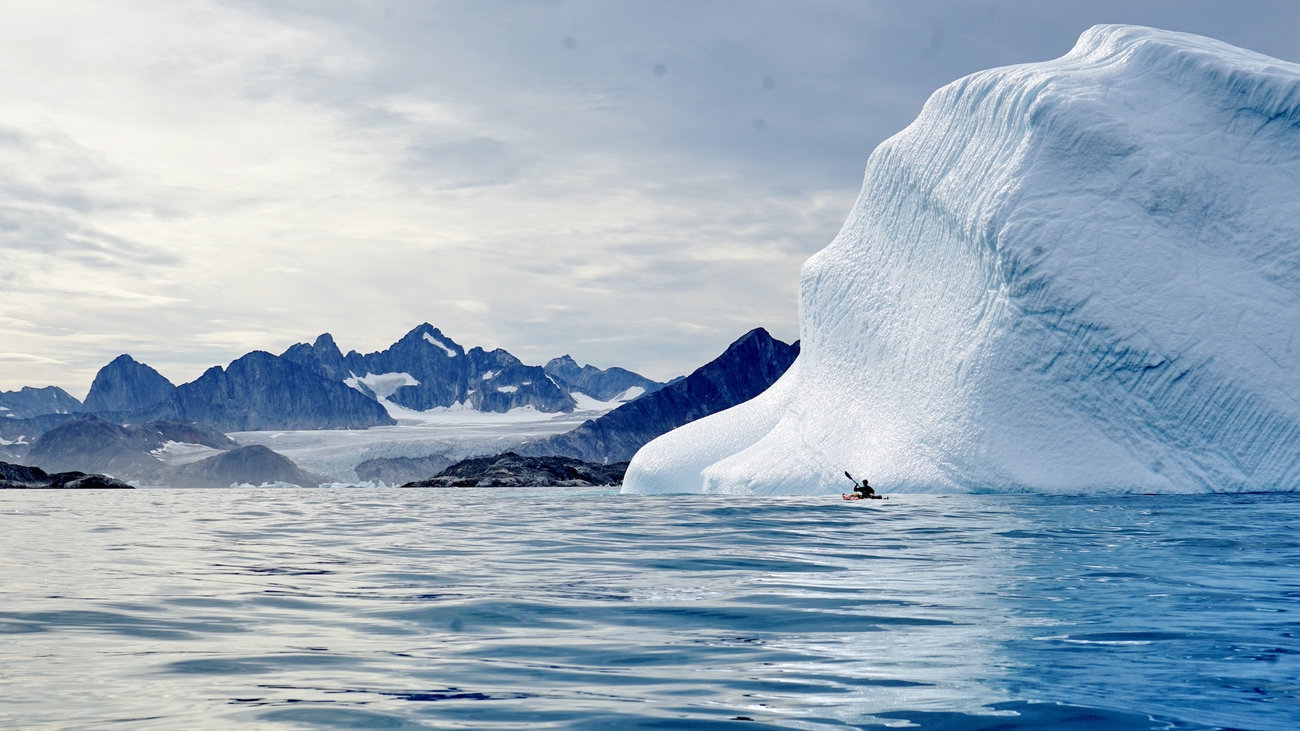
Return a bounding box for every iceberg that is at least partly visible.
[624,26,1300,495]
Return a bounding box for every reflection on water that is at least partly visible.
[0,491,1296,729]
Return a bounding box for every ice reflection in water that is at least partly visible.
[0,491,1295,730]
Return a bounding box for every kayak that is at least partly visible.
[842,493,887,501]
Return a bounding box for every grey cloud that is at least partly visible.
[398,135,526,190]
[5,1,1300,391]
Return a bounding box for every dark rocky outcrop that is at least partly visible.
[355,454,455,486]
[0,461,50,483]
[543,355,664,401]
[172,351,395,431]
[162,445,324,488]
[519,328,799,463]
[0,386,82,419]
[82,354,176,413]
[0,461,133,489]
[402,452,628,487]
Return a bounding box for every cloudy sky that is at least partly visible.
[2,0,1299,396]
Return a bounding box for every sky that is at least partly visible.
[3,1,1300,397]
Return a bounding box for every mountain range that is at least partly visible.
[2,324,668,434]
[3,324,800,486]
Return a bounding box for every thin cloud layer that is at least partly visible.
[2,0,1298,394]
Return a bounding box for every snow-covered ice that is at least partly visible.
[625,26,1300,495]
[230,394,627,481]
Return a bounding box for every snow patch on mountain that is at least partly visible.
[150,440,225,466]
[422,332,457,357]
[344,372,419,400]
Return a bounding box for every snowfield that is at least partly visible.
[625,25,1300,495]
[230,392,630,482]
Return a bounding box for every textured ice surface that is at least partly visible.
[626,26,1300,495]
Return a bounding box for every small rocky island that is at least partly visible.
[403,453,628,488]
[0,461,133,489]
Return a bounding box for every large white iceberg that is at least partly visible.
[624,26,1300,495]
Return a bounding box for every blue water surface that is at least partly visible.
[0,490,1296,730]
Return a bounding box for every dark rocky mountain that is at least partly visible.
[82,354,176,413]
[0,461,132,489]
[0,413,79,463]
[543,355,663,401]
[519,328,799,463]
[172,351,395,431]
[355,454,455,486]
[26,416,171,477]
[0,386,82,419]
[163,445,324,488]
[403,452,628,487]
[134,420,238,450]
[283,323,577,413]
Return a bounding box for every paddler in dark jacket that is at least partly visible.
[853,478,876,499]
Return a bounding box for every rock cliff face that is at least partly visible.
[172,351,395,431]
[82,355,176,413]
[0,386,82,419]
[520,329,799,463]
[543,356,662,401]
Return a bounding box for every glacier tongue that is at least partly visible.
[624,25,1300,495]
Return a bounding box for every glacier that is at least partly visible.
[624,25,1300,495]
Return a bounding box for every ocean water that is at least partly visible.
[0,490,1296,730]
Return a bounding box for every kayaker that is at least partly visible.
[843,471,885,500]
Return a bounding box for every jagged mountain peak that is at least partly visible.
[0,385,82,419]
[396,323,465,357]
[543,353,665,402]
[82,354,175,414]
[312,333,343,354]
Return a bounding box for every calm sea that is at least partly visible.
[1,490,1296,730]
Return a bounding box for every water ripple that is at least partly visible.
[0,490,1296,729]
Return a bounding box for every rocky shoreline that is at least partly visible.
[0,461,133,489]
[403,453,628,488]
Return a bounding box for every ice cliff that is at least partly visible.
[624,26,1300,494]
